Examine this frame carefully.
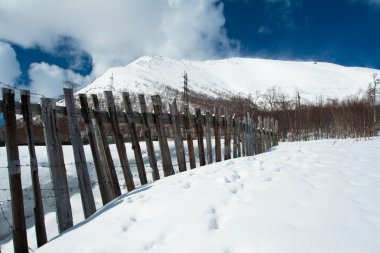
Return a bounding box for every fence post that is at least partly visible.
[3,88,28,253]
[224,113,232,160]
[79,94,113,204]
[104,91,135,191]
[138,94,160,181]
[170,100,187,172]
[195,108,206,166]
[241,116,247,156]
[214,106,222,162]
[64,88,96,218]
[40,97,73,233]
[91,94,121,197]
[184,106,196,169]
[275,119,279,145]
[122,92,148,185]
[257,116,263,154]
[232,115,238,158]
[205,111,213,164]
[151,95,174,176]
[20,90,47,247]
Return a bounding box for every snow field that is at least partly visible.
[1,138,380,252]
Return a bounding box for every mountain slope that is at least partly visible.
[78,56,378,101]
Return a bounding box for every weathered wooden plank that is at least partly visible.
[104,91,135,191]
[79,94,113,205]
[214,106,222,162]
[195,108,206,166]
[3,88,29,253]
[241,116,246,156]
[257,116,263,154]
[122,92,148,185]
[184,106,196,169]
[151,95,174,176]
[91,94,122,197]
[40,97,73,233]
[20,90,47,247]
[170,100,187,172]
[64,88,96,218]
[205,111,213,164]
[138,94,160,181]
[224,113,232,160]
[232,116,238,158]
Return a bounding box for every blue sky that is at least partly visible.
[223,0,380,69]
[0,0,380,126]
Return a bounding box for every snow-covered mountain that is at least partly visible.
[78,56,378,101]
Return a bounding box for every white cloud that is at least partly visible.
[0,0,238,78]
[0,42,21,84]
[27,62,92,99]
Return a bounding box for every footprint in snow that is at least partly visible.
[208,208,219,231]
[183,182,191,189]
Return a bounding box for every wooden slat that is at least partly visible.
[224,113,231,160]
[232,115,238,158]
[122,92,148,185]
[170,100,187,172]
[151,95,174,176]
[241,116,246,156]
[195,108,206,166]
[3,88,29,253]
[138,94,160,181]
[214,106,222,162]
[40,97,73,233]
[184,106,196,169]
[91,94,121,197]
[205,111,213,164]
[104,91,135,191]
[64,89,96,218]
[20,90,47,247]
[79,94,113,205]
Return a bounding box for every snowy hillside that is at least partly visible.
[78,56,378,101]
[1,138,379,252]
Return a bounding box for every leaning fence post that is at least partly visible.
[152,95,174,176]
[40,97,73,233]
[170,100,187,172]
[122,92,148,185]
[91,94,122,197]
[104,91,135,191]
[64,88,96,218]
[138,94,160,181]
[20,90,47,247]
[205,111,213,164]
[3,88,28,253]
[79,94,113,205]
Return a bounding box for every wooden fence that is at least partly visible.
[0,87,278,253]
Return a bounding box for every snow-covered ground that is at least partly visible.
[78,56,378,101]
[2,137,379,252]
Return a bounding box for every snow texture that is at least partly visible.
[1,138,379,252]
